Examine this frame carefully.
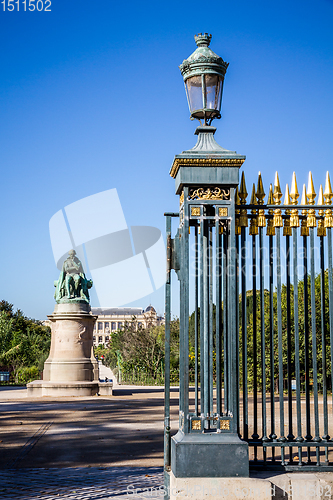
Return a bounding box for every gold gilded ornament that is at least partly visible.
[188,187,230,200]
[256,172,266,227]
[273,172,283,227]
[324,171,333,228]
[317,185,326,237]
[307,172,317,228]
[249,184,258,236]
[266,184,275,236]
[191,420,201,430]
[283,184,292,236]
[290,172,299,228]
[300,184,309,237]
[220,420,230,430]
[239,172,248,227]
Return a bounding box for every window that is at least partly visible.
[93,336,96,341]
[105,322,109,330]
[105,336,109,342]
[138,322,143,328]
[111,322,116,330]
[98,322,103,330]
[98,336,102,343]
[118,322,123,329]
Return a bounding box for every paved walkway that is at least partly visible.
[98,362,118,386]
[0,384,174,499]
[0,466,164,500]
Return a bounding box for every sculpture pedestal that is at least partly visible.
[27,303,112,397]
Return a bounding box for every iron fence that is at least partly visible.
[165,170,333,471]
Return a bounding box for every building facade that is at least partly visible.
[91,306,164,346]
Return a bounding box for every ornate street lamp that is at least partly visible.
[179,33,229,125]
[164,34,248,487]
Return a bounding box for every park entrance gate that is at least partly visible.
[164,125,333,475]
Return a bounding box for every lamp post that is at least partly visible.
[165,34,249,489]
[180,33,228,125]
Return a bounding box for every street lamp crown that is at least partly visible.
[179,34,229,126]
[194,33,212,47]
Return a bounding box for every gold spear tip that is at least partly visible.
[256,172,265,201]
[273,171,282,204]
[239,171,248,201]
[250,183,257,205]
[267,184,274,205]
[324,171,333,199]
[300,184,307,205]
[290,171,299,201]
[284,184,291,205]
[307,171,316,196]
[307,171,316,204]
[274,171,281,194]
[318,185,324,205]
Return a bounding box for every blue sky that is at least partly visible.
[1,0,333,320]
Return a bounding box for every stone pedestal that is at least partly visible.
[171,431,249,478]
[27,303,112,397]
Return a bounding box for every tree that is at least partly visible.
[0,302,51,383]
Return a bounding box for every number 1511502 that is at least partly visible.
[1,0,51,10]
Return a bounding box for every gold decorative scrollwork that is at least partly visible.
[220,420,230,430]
[189,187,230,201]
[179,191,184,206]
[191,420,201,430]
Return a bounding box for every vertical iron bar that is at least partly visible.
[195,225,199,416]
[241,227,248,441]
[236,231,240,435]
[293,227,303,464]
[216,220,222,415]
[179,220,185,429]
[203,219,209,422]
[303,234,312,463]
[164,215,171,470]
[320,235,329,452]
[229,191,238,433]
[209,225,214,415]
[269,234,277,463]
[310,228,320,447]
[327,228,333,415]
[223,230,228,412]
[259,227,267,446]
[200,218,205,417]
[179,192,190,432]
[286,234,294,446]
[277,227,286,464]
[252,234,259,458]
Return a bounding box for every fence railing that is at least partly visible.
[165,170,333,472]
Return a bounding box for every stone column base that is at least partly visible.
[27,380,113,397]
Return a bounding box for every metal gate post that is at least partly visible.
[169,125,248,478]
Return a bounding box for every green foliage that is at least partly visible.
[16,366,40,384]
[0,300,51,382]
[239,270,332,392]
[94,345,109,360]
[101,318,180,385]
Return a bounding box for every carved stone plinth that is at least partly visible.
[27,303,112,397]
